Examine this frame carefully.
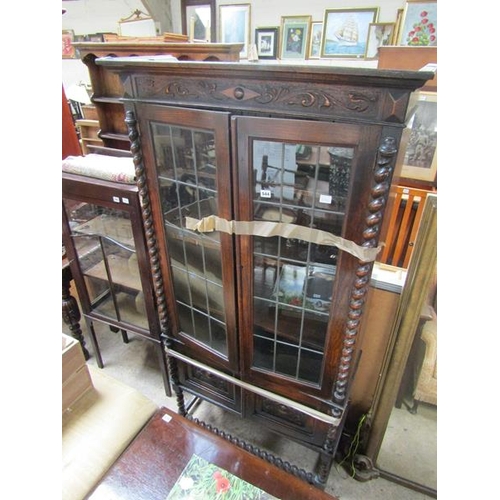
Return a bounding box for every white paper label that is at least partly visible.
[319,194,332,204]
[122,197,130,204]
[260,189,272,198]
[112,196,120,203]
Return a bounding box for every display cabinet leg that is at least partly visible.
[408,399,420,415]
[120,329,129,344]
[165,340,186,415]
[109,325,129,343]
[156,342,172,397]
[85,318,104,368]
[313,449,334,489]
[62,266,90,360]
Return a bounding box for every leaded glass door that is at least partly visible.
[133,103,239,371]
[234,116,379,402]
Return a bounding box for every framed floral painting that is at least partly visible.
[279,15,311,60]
[398,0,437,46]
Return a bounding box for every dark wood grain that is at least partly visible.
[97,58,432,485]
[87,407,338,500]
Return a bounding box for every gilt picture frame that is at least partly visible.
[62,30,76,59]
[279,15,312,60]
[364,22,395,59]
[219,3,251,59]
[320,8,379,58]
[400,91,437,183]
[308,22,323,59]
[398,1,437,46]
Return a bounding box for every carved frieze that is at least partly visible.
[131,75,383,121]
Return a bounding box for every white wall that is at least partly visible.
[218,0,404,34]
[62,0,147,89]
[62,0,147,35]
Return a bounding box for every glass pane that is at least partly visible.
[63,198,148,330]
[251,140,353,385]
[151,122,228,356]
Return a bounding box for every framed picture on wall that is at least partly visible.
[255,27,279,59]
[219,3,251,59]
[308,22,323,59]
[279,15,312,60]
[183,1,215,42]
[320,8,379,58]
[392,8,404,48]
[364,23,395,59]
[400,91,437,183]
[62,30,76,59]
[398,0,437,46]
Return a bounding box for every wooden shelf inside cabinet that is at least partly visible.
[85,255,141,291]
[74,214,135,248]
[74,42,244,152]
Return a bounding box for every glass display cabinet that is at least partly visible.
[98,57,432,488]
[62,172,171,396]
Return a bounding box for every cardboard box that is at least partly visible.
[62,333,93,412]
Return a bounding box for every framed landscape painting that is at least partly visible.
[321,8,379,58]
[308,22,323,59]
[219,3,251,58]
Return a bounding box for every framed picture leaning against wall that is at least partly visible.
[255,27,279,59]
[219,3,251,58]
[279,15,311,60]
[321,8,379,58]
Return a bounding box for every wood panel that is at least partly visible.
[377,46,437,92]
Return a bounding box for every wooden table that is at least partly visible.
[87,407,338,500]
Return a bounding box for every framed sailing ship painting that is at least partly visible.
[320,8,379,58]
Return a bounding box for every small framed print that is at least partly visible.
[219,3,251,59]
[392,8,404,47]
[400,91,437,183]
[62,30,76,59]
[255,27,279,60]
[364,23,395,59]
[309,22,323,59]
[280,15,312,60]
